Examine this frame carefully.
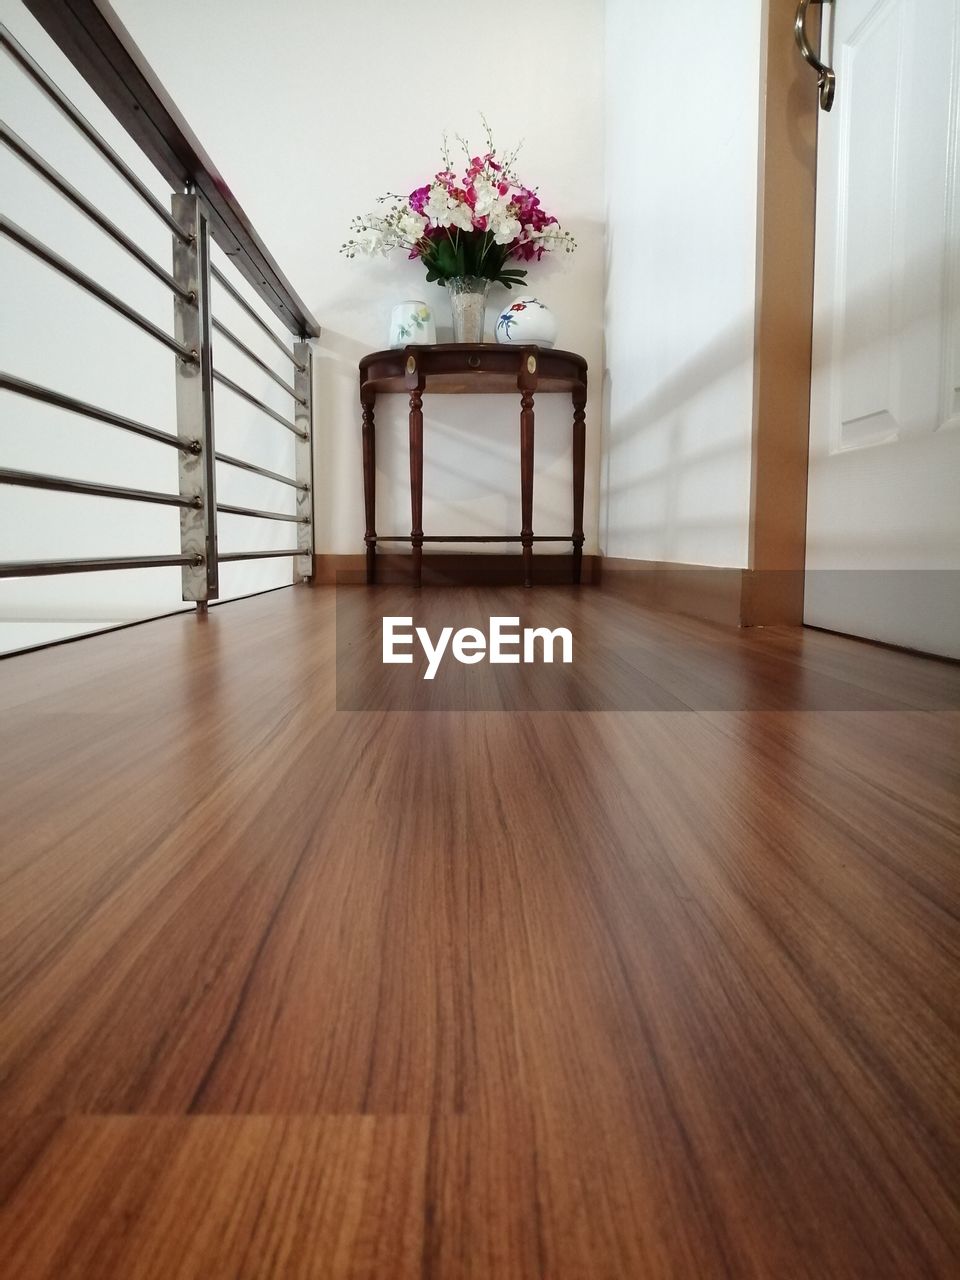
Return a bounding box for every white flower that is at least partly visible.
[424,184,476,231]
[493,215,521,245]
[357,226,387,255]
[486,194,518,237]
[472,178,499,217]
[448,202,474,231]
[398,210,427,243]
[525,225,577,254]
[424,184,455,226]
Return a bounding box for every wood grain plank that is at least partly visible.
[0,585,958,1276]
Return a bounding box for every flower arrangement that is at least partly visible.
[341,120,577,289]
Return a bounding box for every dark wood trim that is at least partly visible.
[359,342,587,396]
[746,0,820,624]
[316,554,800,630]
[313,553,602,587]
[572,387,586,585]
[22,0,320,337]
[317,554,808,631]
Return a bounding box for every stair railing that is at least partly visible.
[0,0,319,607]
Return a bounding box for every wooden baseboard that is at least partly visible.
[311,553,803,625]
[601,560,805,628]
[311,553,602,587]
[600,559,746,627]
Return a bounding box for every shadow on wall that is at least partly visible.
[602,311,756,564]
[601,240,959,566]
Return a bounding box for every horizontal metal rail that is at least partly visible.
[211,265,303,367]
[1,216,196,361]
[217,549,301,562]
[212,370,305,436]
[0,553,202,579]
[216,502,308,523]
[212,318,305,403]
[0,466,201,508]
[23,1,320,336]
[0,372,198,451]
[0,22,188,240]
[1,121,190,299]
[377,535,576,543]
[214,449,306,490]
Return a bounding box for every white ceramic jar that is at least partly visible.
[494,296,558,348]
[389,300,436,348]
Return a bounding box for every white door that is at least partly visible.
[805,0,960,658]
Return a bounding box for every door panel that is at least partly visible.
[805,0,960,657]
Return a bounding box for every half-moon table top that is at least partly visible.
[359,343,587,396]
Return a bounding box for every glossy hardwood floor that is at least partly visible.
[1,583,958,1278]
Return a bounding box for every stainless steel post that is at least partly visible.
[172,193,218,603]
[293,340,315,581]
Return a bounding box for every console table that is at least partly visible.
[358,343,587,587]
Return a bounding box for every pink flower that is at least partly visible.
[409,185,430,214]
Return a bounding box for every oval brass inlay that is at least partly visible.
[526,354,537,375]
[405,355,417,375]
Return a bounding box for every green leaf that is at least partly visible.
[434,238,458,277]
[496,268,528,288]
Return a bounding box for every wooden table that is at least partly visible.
[358,343,587,587]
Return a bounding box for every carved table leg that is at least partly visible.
[409,387,424,588]
[520,388,535,588]
[572,386,586,585]
[361,389,377,584]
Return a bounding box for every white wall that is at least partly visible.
[0,0,304,654]
[3,0,761,658]
[105,0,606,562]
[602,0,762,568]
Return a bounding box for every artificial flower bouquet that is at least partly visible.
[341,121,577,289]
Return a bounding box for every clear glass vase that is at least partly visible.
[447,276,491,343]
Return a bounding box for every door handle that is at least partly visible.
[795,0,836,112]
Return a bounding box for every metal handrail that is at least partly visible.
[212,318,305,403]
[214,449,307,491]
[0,553,202,579]
[1,2,317,602]
[0,372,198,451]
[212,370,306,437]
[218,549,302,562]
[1,216,197,361]
[211,265,303,367]
[0,23,188,239]
[1,121,190,299]
[216,502,309,523]
[0,466,200,507]
[795,0,835,112]
[23,0,320,338]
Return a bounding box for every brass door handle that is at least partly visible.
[795,0,836,112]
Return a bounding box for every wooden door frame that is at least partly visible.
[745,0,821,625]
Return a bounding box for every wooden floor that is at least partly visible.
[1,583,958,1278]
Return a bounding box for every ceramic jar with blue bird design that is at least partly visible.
[495,296,558,348]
